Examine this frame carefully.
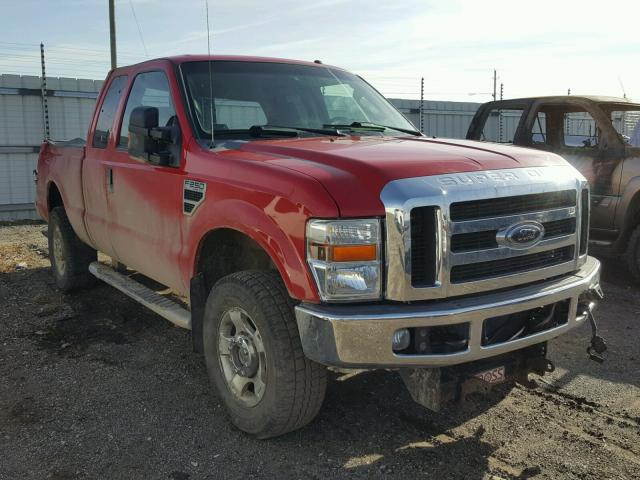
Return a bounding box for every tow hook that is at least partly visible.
[587,311,607,363]
[582,285,607,363]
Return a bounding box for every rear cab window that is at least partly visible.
[321,83,371,123]
[214,99,267,130]
[92,75,128,148]
[563,111,599,149]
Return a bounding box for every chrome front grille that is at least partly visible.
[381,166,590,302]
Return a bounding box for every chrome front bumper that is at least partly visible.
[295,256,601,368]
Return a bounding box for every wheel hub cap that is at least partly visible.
[229,335,259,378]
[218,307,266,407]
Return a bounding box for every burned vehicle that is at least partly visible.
[467,96,640,280]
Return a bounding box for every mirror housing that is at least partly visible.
[128,106,179,166]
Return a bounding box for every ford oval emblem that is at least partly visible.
[497,221,545,249]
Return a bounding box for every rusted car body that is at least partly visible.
[467,96,640,279]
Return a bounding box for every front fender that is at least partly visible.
[183,197,327,303]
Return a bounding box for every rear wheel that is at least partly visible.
[48,207,97,291]
[625,224,640,282]
[203,270,327,438]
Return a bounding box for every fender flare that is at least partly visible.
[186,197,319,303]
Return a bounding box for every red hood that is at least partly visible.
[238,135,568,217]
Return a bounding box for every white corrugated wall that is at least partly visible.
[0,74,102,221]
[388,98,481,138]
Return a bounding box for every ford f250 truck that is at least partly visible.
[36,56,603,438]
[467,96,640,281]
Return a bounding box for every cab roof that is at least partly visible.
[112,55,342,74]
[482,95,639,107]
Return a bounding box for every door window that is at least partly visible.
[119,71,175,147]
[481,108,524,143]
[610,110,640,147]
[92,75,128,148]
[563,111,598,148]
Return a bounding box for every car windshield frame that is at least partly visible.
[178,60,419,144]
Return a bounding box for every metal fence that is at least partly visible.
[0,74,482,221]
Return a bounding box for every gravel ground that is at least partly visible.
[1,223,638,480]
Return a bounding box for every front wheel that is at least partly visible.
[203,270,327,438]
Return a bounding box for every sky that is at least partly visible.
[1,0,639,102]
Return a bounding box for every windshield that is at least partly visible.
[180,61,417,140]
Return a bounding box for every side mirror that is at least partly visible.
[130,105,158,131]
[128,106,179,166]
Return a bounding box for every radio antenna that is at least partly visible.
[205,0,215,147]
[618,77,627,99]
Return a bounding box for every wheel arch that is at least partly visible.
[188,205,319,352]
[614,177,640,252]
[193,227,280,293]
[47,181,64,212]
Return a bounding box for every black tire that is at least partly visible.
[203,270,327,438]
[625,224,640,282]
[48,206,97,291]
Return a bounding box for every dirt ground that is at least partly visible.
[0,222,638,480]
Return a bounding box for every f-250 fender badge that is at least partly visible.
[183,179,207,216]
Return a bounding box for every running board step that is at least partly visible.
[89,262,191,330]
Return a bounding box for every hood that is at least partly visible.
[238,135,569,217]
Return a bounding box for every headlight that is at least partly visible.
[306,219,382,302]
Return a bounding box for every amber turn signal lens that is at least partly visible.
[330,244,377,262]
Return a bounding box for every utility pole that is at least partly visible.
[492,69,497,101]
[109,0,117,69]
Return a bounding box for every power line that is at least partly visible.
[0,40,144,57]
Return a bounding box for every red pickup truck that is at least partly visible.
[36,55,603,438]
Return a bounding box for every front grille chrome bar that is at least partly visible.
[450,207,576,234]
[449,234,576,266]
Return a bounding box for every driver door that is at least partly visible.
[553,108,623,231]
[106,70,186,291]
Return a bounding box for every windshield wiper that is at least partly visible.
[211,126,301,139]
[265,125,346,136]
[211,125,342,140]
[323,122,422,136]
